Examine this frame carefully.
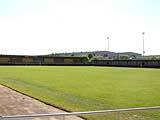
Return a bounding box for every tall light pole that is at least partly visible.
[107,37,109,51]
[142,32,145,59]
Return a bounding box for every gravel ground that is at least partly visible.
[0,85,84,120]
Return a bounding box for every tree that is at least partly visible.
[81,57,89,63]
[88,54,93,60]
[151,56,157,60]
[119,56,129,60]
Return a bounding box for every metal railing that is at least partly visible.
[1,106,160,120]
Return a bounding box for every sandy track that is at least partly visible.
[0,85,84,120]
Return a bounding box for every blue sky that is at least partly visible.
[0,0,48,16]
[0,0,160,55]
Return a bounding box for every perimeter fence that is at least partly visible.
[1,106,160,120]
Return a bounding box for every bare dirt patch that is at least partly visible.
[0,85,84,120]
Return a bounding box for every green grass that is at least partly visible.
[0,66,160,120]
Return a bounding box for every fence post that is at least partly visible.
[62,115,65,120]
[115,112,120,120]
[0,116,3,120]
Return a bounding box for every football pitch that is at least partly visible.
[0,66,160,120]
